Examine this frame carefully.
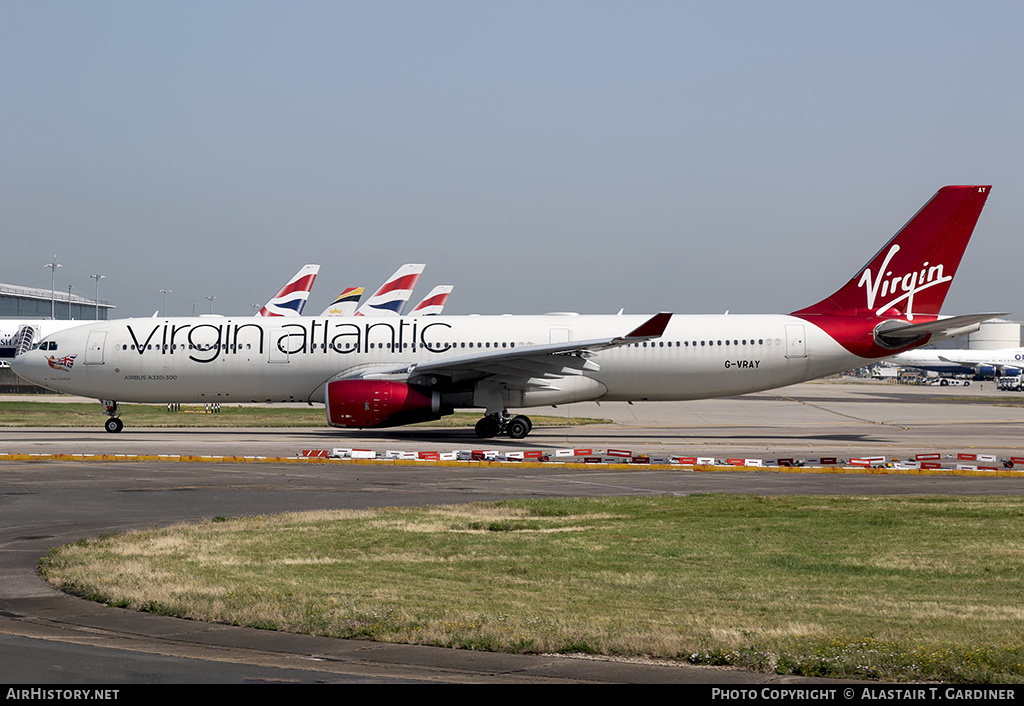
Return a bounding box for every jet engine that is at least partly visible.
[324,379,449,428]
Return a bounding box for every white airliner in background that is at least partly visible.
[12,186,999,438]
[888,347,1024,379]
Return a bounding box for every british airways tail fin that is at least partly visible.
[321,287,364,317]
[257,264,320,317]
[355,264,425,317]
[793,186,990,321]
[409,285,453,316]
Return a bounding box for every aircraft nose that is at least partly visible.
[11,351,41,382]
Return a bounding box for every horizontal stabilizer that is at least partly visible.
[874,313,1007,348]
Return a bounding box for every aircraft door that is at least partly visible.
[85,331,107,365]
[784,324,806,359]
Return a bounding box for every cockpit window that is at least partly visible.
[33,341,58,351]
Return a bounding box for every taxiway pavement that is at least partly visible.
[1,380,1021,683]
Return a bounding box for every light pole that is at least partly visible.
[160,289,173,317]
[206,296,216,314]
[44,256,62,319]
[66,284,73,319]
[90,274,105,320]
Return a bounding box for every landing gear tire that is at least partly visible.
[476,412,534,439]
[104,417,124,433]
[507,415,532,439]
[475,416,500,439]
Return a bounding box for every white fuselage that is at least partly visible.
[13,314,865,408]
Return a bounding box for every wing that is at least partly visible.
[937,354,1020,375]
[333,312,672,389]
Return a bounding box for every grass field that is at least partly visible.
[0,401,609,428]
[39,494,1024,682]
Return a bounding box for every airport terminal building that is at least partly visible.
[0,282,114,321]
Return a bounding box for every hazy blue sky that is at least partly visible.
[2,2,1021,320]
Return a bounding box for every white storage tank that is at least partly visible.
[969,320,1023,350]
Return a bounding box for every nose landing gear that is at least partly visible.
[474,412,533,439]
[102,400,123,433]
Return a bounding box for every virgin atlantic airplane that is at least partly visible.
[12,186,999,439]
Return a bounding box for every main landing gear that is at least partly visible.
[475,412,533,439]
[102,400,123,433]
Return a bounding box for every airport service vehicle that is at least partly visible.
[924,377,971,387]
[996,376,1023,392]
[12,186,999,438]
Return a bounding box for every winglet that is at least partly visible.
[623,312,672,340]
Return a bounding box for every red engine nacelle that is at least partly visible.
[325,380,446,428]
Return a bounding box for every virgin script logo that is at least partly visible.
[857,244,951,321]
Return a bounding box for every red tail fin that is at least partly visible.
[793,186,990,321]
